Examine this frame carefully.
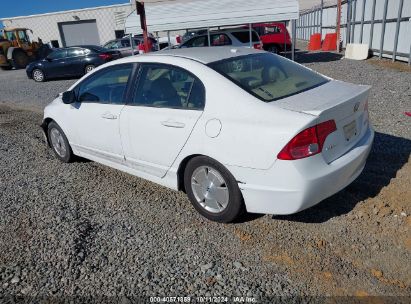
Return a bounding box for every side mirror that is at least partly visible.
[45,56,52,62]
[62,91,76,104]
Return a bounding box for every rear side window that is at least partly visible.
[209,53,329,102]
[210,34,231,46]
[231,31,260,43]
[67,48,85,57]
[132,64,205,110]
[77,64,133,104]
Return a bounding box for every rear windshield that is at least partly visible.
[87,46,109,53]
[231,31,260,43]
[208,53,329,102]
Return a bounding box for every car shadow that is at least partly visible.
[294,50,344,64]
[269,132,410,224]
[45,76,81,82]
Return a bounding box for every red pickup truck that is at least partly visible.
[252,22,292,54]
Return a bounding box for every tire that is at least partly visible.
[184,156,245,223]
[47,121,73,163]
[32,69,45,82]
[267,45,279,54]
[84,65,95,74]
[0,65,12,71]
[12,50,29,69]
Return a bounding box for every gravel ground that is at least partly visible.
[0,49,410,302]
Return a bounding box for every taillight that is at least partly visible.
[253,42,263,50]
[99,53,112,60]
[277,120,337,160]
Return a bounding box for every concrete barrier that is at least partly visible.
[345,43,369,60]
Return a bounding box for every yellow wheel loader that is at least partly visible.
[0,28,46,70]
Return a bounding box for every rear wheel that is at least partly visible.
[12,50,29,69]
[32,69,45,82]
[47,121,73,163]
[267,45,279,54]
[85,65,95,74]
[184,156,245,223]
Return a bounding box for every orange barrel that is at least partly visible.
[308,33,322,51]
[322,33,338,51]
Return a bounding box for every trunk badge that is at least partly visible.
[354,102,360,113]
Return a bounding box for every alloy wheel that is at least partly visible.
[33,70,44,82]
[49,128,67,158]
[191,166,229,213]
[85,65,95,73]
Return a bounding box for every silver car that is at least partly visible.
[179,28,263,50]
[103,37,159,57]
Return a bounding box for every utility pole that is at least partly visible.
[336,0,342,52]
[136,1,150,52]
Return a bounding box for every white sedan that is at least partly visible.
[42,47,374,223]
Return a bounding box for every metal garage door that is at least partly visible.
[59,20,100,47]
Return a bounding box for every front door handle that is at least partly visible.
[101,112,117,120]
[161,120,185,128]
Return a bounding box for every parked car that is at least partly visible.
[252,22,292,54]
[158,36,182,50]
[178,28,263,50]
[41,47,374,223]
[103,37,159,56]
[26,46,121,82]
[181,29,208,43]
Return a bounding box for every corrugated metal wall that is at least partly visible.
[296,0,411,63]
[125,0,299,34]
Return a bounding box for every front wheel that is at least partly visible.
[184,156,245,223]
[47,121,73,163]
[12,50,29,69]
[32,69,45,82]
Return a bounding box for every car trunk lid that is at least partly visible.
[275,80,371,163]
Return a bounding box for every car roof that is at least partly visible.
[146,46,263,64]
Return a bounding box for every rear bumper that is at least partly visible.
[235,126,374,215]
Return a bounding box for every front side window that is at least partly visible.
[5,31,15,41]
[77,64,133,104]
[209,53,329,102]
[48,50,67,60]
[184,36,207,48]
[132,64,205,110]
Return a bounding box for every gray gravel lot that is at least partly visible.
[0,50,410,301]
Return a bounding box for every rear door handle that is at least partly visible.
[161,120,185,128]
[101,112,117,120]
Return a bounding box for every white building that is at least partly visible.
[0,3,134,47]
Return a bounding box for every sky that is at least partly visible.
[0,0,129,28]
